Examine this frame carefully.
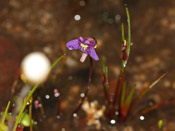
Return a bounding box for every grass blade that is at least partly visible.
[122,23,125,41]
[129,73,166,111]
[121,81,127,105]
[0,101,11,124]
[126,7,131,56]
[125,85,136,107]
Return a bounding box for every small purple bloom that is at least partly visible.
[66,37,99,62]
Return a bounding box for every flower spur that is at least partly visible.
[66,37,99,62]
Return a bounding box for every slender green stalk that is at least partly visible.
[0,101,11,124]
[50,55,65,71]
[125,85,136,106]
[126,7,131,57]
[129,73,166,112]
[13,84,38,131]
[101,57,110,111]
[13,55,64,131]
[121,23,125,42]
[121,7,131,72]
[121,82,126,105]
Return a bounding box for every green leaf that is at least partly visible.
[130,73,166,110]
[139,73,166,100]
[125,85,136,106]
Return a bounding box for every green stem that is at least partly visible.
[121,23,125,41]
[121,7,131,72]
[0,101,10,124]
[126,7,131,57]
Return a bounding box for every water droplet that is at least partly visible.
[54,89,60,97]
[56,115,61,119]
[73,113,78,118]
[54,93,59,97]
[74,14,81,21]
[61,128,66,131]
[34,121,38,125]
[108,18,113,24]
[80,93,85,98]
[115,111,119,116]
[45,94,50,99]
[38,104,42,108]
[110,119,116,124]
[80,0,86,6]
[148,100,155,106]
[12,103,15,107]
[68,75,73,80]
[43,115,47,118]
[140,115,144,120]
[115,14,121,23]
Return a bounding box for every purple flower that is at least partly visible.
[66,37,99,62]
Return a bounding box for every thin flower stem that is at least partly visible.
[56,96,61,117]
[109,71,125,119]
[102,74,110,111]
[71,57,93,117]
[101,57,110,110]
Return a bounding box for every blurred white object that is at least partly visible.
[21,52,51,84]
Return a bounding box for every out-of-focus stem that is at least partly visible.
[13,84,39,131]
[12,55,64,131]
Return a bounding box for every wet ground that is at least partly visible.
[0,0,175,130]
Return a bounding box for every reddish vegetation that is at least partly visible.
[0,36,20,94]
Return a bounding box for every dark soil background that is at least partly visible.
[0,0,175,130]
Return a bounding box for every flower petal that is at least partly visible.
[80,53,88,63]
[89,47,99,61]
[66,39,79,50]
